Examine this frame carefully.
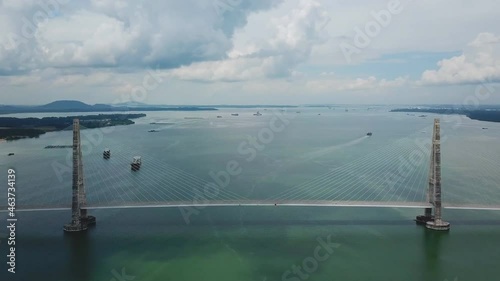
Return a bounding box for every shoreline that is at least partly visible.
[0,113,146,142]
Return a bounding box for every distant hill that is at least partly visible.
[0,100,217,114]
[35,100,113,112]
[39,100,95,110]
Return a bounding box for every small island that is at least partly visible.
[0,113,146,141]
[391,107,500,123]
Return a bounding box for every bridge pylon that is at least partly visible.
[416,118,450,231]
[63,119,96,232]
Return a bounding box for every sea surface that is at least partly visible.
[1,107,499,281]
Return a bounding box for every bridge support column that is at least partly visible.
[416,119,450,231]
[416,208,434,225]
[64,119,96,232]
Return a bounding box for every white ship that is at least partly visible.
[131,156,142,171]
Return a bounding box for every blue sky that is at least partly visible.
[0,0,499,105]
[316,51,463,80]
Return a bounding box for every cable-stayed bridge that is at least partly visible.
[2,118,500,232]
[13,201,500,213]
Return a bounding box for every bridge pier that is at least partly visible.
[415,208,433,225]
[64,119,96,232]
[416,119,450,231]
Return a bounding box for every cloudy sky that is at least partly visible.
[1,0,499,105]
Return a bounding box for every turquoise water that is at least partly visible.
[1,107,500,281]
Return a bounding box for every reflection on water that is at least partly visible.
[65,230,93,281]
[422,228,448,280]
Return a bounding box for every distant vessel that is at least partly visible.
[482,127,488,130]
[150,122,173,125]
[8,153,14,156]
[231,113,239,116]
[253,111,262,116]
[419,115,427,118]
[45,145,73,149]
[148,129,159,133]
[131,156,142,171]
[217,116,222,118]
[366,132,373,136]
[103,149,111,159]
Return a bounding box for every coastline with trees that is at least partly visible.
[0,113,146,141]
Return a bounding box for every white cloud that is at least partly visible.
[1,0,38,10]
[36,11,139,67]
[1,0,500,105]
[1,74,41,86]
[169,0,330,82]
[419,32,500,85]
[51,71,117,87]
[0,0,283,73]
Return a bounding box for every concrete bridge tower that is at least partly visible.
[63,119,96,232]
[416,118,450,231]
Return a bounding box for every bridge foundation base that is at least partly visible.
[63,216,96,232]
[415,215,434,225]
[425,220,450,231]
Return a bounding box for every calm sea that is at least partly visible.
[1,107,499,281]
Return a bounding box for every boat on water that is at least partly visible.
[217,116,222,118]
[231,113,239,116]
[45,145,73,149]
[150,122,174,125]
[367,132,373,136]
[131,156,142,171]
[103,149,111,159]
[8,153,14,156]
[148,129,159,133]
[253,111,262,116]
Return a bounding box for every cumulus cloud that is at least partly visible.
[0,0,283,74]
[3,0,500,106]
[420,32,500,85]
[169,0,331,82]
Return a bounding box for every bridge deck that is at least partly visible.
[2,200,500,212]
